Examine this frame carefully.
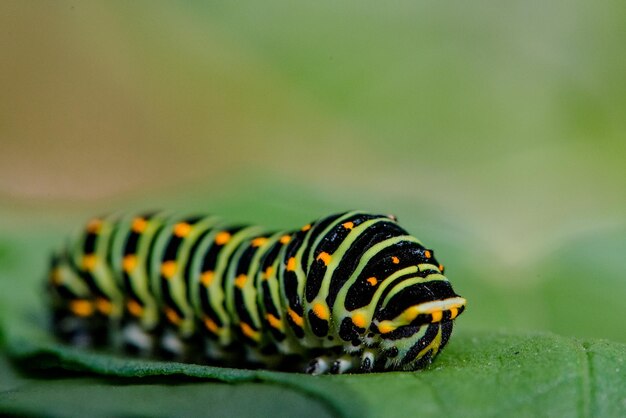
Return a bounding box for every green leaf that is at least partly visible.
[0,360,336,418]
[3,306,625,418]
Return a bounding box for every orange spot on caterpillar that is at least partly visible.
[240,322,260,340]
[131,217,148,233]
[312,302,329,320]
[203,316,219,334]
[173,222,192,238]
[82,254,97,272]
[352,312,367,328]
[214,231,231,245]
[164,307,182,325]
[449,307,459,319]
[317,252,331,266]
[288,308,304,327]
[263,266,274,280]
[160,261,177,279]
[200,271,214,287]
[286,257,297,272]
[123,254,137,273]
[95,298,113,315]
[378,321,396,334]
[86,219,103,234]
[431,311,443,322]
[266,313,283,330]
[70,300,94,317]
[127,299,143,317]
[251,237,268,247]
[235,274,247,289]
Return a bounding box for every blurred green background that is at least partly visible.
[1,0,625,360]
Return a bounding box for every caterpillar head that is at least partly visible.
[372,276,466,370]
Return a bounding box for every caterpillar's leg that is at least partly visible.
[359,349,376,373]
[330,354,359,374]
[306,353,362,375]
[160,327,185,360]
[120,321,155,356]
[53,309,100,348]
[305,355,332,375]
[159,328,205,362]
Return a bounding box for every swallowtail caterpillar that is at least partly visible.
[47,211,466,374]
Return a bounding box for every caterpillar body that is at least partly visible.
[46,211,466,374]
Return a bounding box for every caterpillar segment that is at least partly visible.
[46,210,466,373]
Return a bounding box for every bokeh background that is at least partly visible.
[1,0,625,350]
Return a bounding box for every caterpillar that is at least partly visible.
[46,210,466,374]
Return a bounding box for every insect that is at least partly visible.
[46,210,466,374]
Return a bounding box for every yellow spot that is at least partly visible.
[449,307,459,319]
[431,311,443,322]
[286,257,297,272]
[173,222,192,238]
[352,312,367,328]
[312,302,329,320]
[251,237,268,247]
[288,308,304,327]
[317,252,331,266]
[391,256,400,264]
[235,274,247,289]
[96,298,113,315]
[424,250,432,259]
[127,299,143,317]
[279,235,292,244]
[240,322,260,340]
[403,306,420,322]
[200,271,214,287]
[203,316,219,334]
[301,224,311,232]
[215,231,231,245]
[263,266,274,280]
[122,254,137,273]
[438,264,444,272]
[50,268,63,285]
[342,221,354,230]
[86,219,102,234]
[70,300,94,317]
[164,307,182,325]
[378,321,396,334]
[132,217,148,233]
[266,313,283,330]
[160,261,177,279]
[366,277,378,286]
[82,254,97,272]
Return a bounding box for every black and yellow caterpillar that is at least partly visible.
[46,211,466,374]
